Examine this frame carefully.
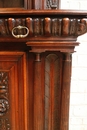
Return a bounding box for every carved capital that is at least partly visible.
[35,53,41,62]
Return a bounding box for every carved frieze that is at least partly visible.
[0,17,87,38]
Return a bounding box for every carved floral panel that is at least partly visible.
[0,72,10,130]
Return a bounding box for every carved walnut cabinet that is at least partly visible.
[0,0,87,130]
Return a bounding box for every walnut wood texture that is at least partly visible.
[0,9,87,130]
[0,0,24,8]
[60,53,72,130]
[27,40,78,130]
[0,10,87,42]
[0,16,87,40]
[28,52,45,130]
[0,0,60,9]
[27,51,72,130]
[27,41,79,53]
[28,52,63,130]
[0,52,29,130]
[0,0,51,9]
[32,0,60,9]
[0,0,28,9]
[34,53,43,130]
[0,72,9,117]
[45,53,62,130]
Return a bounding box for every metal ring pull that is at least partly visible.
[12,25,29,38]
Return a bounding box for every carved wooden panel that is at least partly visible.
[0,0,60,9]
[0,17,86,38]
[28,52,63,130]
[0,72,10,130]
[45,53,62,130]
[0,72,9,116]
[0,52,28,130]
[0,9,86,130]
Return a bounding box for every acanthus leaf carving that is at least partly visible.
[0,119,10,130]
[0,72,10,127]
[0,72,10,129]
[0,99,9,116]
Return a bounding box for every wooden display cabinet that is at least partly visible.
[0,1,87,130]
[0,0,60,9]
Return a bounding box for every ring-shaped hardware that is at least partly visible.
[12,25,29,38]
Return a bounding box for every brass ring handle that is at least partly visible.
[12,25,29,38]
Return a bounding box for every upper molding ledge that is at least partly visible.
[0,9,87,16]
[0,9,87,42]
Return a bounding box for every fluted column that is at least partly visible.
[33,53,43,130]
[60,53,72,130]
